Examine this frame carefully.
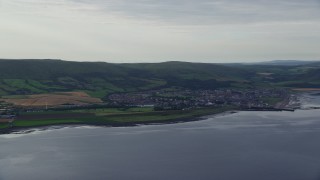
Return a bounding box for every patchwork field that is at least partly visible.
[0,91,102,107]
[0,119,12,123]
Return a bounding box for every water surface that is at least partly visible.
[1,94,320,180]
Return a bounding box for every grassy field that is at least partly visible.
[13,119,85,127]
[2,79,46,94]
[261,97,283,106]
[70,107,154,116]
[6,106,235,129]
[98,107,234,123]
[0,123,9,129]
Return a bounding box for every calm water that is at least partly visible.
[1,94,320,180]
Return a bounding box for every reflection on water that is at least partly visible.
[1,94,320,180]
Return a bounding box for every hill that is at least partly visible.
[0,59,254,99]
[0,59,319,100]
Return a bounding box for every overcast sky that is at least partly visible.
[0,0,319,63]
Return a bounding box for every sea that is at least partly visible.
[1,93,320,180]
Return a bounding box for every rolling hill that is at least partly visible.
[0,59,319,100]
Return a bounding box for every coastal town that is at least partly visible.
[0,101,16,126]
[0,88,296,125]
[108,88,294,110]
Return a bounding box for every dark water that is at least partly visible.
[1,94,320,180]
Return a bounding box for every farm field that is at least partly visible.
[0,91,102,107]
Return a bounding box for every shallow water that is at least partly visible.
[1,94,320,180]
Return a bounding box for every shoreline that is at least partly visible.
[0,107,299,135]
[0,94,304,135]
[0,109,238,135]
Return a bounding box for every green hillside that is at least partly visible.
[0,59,319,99]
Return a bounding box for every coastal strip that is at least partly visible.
[0,90,301,134]
[0,106,237,134]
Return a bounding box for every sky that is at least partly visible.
[0,0,319,63]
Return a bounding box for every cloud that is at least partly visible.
[1,0,99,17]
[3,0,320,25]
[0,0,319,62]
[69,0,320,25]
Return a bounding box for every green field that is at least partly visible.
[0,123,9,129]
[13,119,85,127]
[5,106,235,129]
[69,107,154,115]
[261,97,283,106]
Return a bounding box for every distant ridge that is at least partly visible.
[0,59,319,98]
[0,59,252,98]
[249,60,319,66]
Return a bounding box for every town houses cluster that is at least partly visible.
[108,88,290,110]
